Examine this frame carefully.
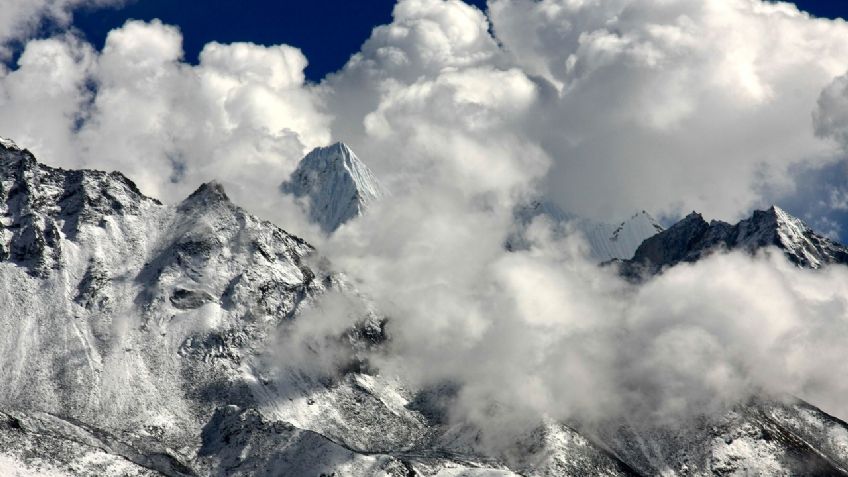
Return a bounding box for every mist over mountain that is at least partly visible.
[3,138,848,475]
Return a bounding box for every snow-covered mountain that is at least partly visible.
[512,201,664,261]
[619,205,848,277]
[4,136,848,476]
[281,142,385,233]
[0,137,585,476]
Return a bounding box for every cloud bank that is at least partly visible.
[0,0,125,59]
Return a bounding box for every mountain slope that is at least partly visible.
[512,201,664,261]
[0,139,332,451]
[6,136,848,476]
[619,205,848,277]
[0,138,562,476]
[281,142,385,233]
[591,397,848,476]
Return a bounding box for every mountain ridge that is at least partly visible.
[618,205,848,278]
[4,137,848,475]
[511,201,664,262]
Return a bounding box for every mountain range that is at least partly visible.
[2,136,848,476]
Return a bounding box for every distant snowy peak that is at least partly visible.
[624,205,848,275]
[512,201,664,262]
[585,210,664,262]
[281,142,386,233]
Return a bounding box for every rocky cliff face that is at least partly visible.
[618,206,848,278]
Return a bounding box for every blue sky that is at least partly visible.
[71,0,844,82]
[71,0,486,81]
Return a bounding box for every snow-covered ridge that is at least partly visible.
[512,201,664,261]
[6,141,848,475]
[584,210,664,262]
[0,142,160,276]
[621,205,848,276]
[0,137,20,151]
[281,142,385,233]
[0,143,528,475]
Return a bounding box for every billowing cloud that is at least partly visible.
[0,33,94,160]
[317,0,848,228]
[0,19,330,230]
[307,0,848,441]
[816,71,848,148]
[0,0,124,59]
[297,208,848,444]
[6,0,848,226]
[488,0,848,221]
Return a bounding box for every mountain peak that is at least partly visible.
[624,205,848,276]
[177,181,233,215]
[510,201,664,261]
[188,180,229,201]
[0,136,21,151]
[605,210,664,252]
[0,139,37,173]
[327,140,354,156]
[281,142,385,233]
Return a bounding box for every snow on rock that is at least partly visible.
[620,205,848,278]
[581,211,665,263]
[511,201,663,262]
[0,142,548,476]
[0,137,21,151]
[593,398,848,476]
[281,142,385,233]
[0,409,175,476]
[195,405,409,477]
[6,139,848,476]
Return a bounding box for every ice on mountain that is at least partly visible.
[281,142,385,233]
[512,201,664,262]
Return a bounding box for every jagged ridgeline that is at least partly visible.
[4,137,848,476]
[615,206,848,279]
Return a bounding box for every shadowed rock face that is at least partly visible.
[281,142,385,233]
[618,206,848,278]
